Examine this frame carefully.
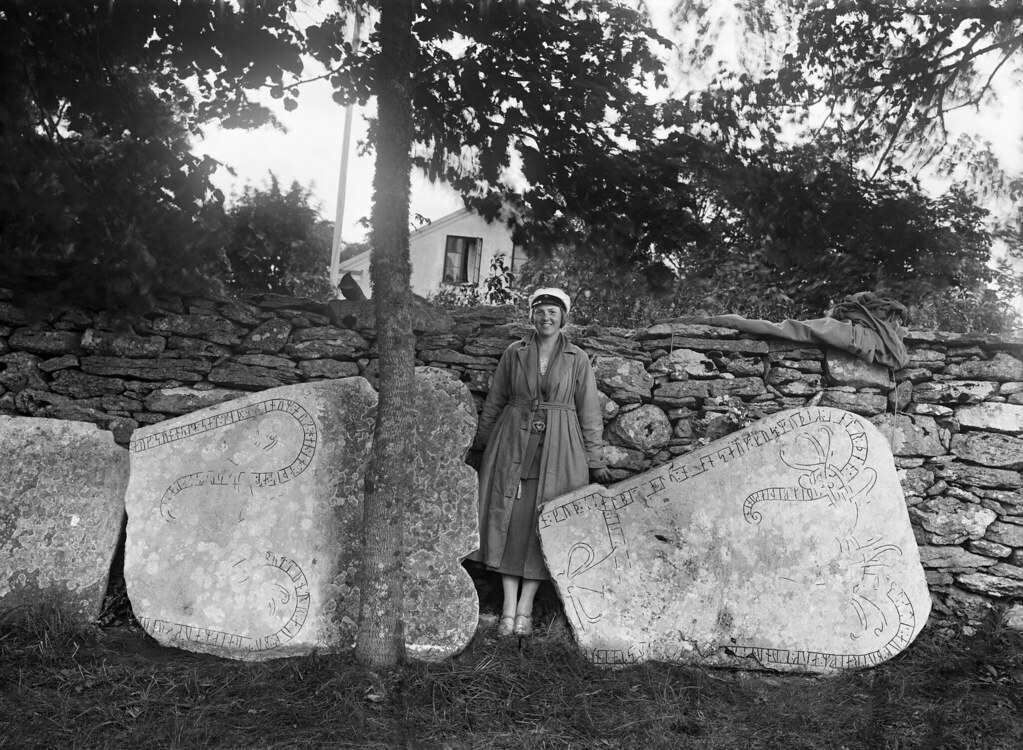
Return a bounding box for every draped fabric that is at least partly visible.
[469,331,605,579]
[674,292,910,370]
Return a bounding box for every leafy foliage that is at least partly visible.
[518,247,678,326]
[676,143,1008,317]
[308,1,702,265]
[0,1,306,308]
[633,0,1023,331]
[2,0,1018,332]
[430,252,524,308]
[792,1,1023,174]
[367,0,1019,332]
[223,177,334,300]
[670,0,1023,178]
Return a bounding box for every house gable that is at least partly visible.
[337,208,518,299]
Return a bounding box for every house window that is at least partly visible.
[443,236,482,285]
[509,245,527,284]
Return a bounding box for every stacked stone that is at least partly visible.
[2,287,1022,630]
[0,293,384,444]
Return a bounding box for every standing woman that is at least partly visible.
[470,288,613,636]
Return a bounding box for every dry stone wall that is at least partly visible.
[2,286,1022,631]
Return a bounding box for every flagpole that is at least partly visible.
[329,11,363,295]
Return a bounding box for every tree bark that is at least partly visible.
[354,0,417,669]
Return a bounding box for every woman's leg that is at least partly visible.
[516,579,542,617]
[496,574,520,636]
[512,578,541,636]
[500,575,520,619]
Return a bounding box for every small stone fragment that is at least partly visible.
[0,416,128,622]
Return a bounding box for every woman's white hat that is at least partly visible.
[528,287,571,314]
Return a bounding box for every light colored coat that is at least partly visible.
[469,331,605,572]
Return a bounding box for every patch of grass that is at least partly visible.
[2,607,1022,750]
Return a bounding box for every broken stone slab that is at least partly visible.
[639,323,743,340]
[654,377,766,404]
[207,363,301,390]
[870,414,946,457]
[593,356,654,404]
[646,336,769,355]
[932,461,1023,490]
[80,355,210,383]
[944,352,1023,382]
[649,349,716,380]
[8,328,82,356]
[49,370,127,398]
[918,545,998,570]
[950,432,1023,470]
[144,386,249,415]
[124,373,478,662]
[986,521,1023,548]
[148,312,238,339]
[81,328,167,358]
[0,352,48,391]
[913,380,1000,405]
[957,570,1023,598]
[241,319,293,353]
[298,360,360,379]
[0,416,129,623]
[283,331,369,361]
[955,403,1023,434]
[910,497,997,545]
[607,405,672,454]
[818,389,888,416]
[581,334,650,362]
[825,349,894,389]
[538,406,930,673]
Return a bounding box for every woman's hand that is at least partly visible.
[590,467,614,484]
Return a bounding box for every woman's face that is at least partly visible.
[531,303,564,337]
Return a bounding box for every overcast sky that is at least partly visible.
[195,2,1022,246]
[194,1,679,244]
[197,75,462,244]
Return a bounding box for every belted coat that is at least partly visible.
[468,331,606,574]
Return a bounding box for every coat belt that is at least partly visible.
[508,397,576,411]
[508,398,573,491]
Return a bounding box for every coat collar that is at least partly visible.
[514,331,573,401]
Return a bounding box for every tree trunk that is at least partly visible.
[354,0,417,669]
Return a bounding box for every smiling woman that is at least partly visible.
[468,287,613,637]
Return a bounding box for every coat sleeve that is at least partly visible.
[573,351,606,468]
[472,345,514,450]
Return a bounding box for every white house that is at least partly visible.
[337,208,525,299]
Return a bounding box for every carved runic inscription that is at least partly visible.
[537,406,931,673]
[743,419,876,524]
[137,551,311,652]
[129,398,318,521]
[129,396,321,655]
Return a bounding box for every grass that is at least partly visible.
[2,600,1023,750]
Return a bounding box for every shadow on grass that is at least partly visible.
[2,603,1022,750]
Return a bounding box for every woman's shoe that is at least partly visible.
[513,614,533,637]
[496,616,515,637]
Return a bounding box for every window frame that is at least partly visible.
[508,244,527,286]
[442,235,482,286]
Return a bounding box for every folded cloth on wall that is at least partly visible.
[671,292,910,370]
